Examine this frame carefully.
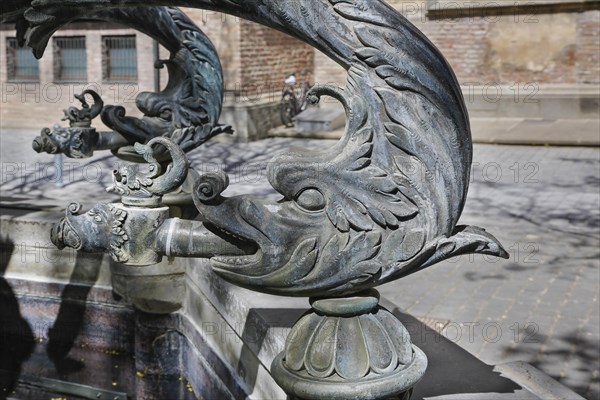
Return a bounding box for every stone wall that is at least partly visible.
[313,0,600,122]
[315,1,600,88]
[577,10,600,84]
[240,20,314,103]
[418,12,586,85]
[314,50,346,87]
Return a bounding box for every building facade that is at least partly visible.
[1,1,598,139]
[315,0,600,120]
[0,21,156,132]
[0,12,315,140]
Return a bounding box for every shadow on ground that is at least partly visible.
[501,325,599,399]
[393,309,522,399]
[46,253,103,377]
[0,238,35,400]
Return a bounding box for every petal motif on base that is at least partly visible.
[375,310,413,365]
[285,312,321,372]
[306,317,338,378]
[335,317,370,380]
[361,313,398,374]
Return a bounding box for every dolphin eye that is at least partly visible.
[159,108,172,121]
[296,188,325,211]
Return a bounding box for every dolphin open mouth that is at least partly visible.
[211,249,264,270]
[200,197,291,276]
[199,198,325,292]
[205,220,267,273]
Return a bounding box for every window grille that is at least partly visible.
[102,36,137,82]
[6,38,39,82]
[53,37,87,82]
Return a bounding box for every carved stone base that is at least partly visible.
[287,390,413,400]
[287,395,412,400]
[271,290,427,400]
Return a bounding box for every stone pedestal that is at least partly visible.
[271,290,427,400]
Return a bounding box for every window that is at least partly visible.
[53,37,87,82]
[6,38,39,82]
[102,35,137,82]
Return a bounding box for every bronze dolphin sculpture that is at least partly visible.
[4,0,508,297]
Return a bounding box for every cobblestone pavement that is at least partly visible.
[380,144,600,400]
[1,130,599,399]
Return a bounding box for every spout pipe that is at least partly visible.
[155,218,255,259]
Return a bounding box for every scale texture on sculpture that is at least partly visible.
[2,1,509,399]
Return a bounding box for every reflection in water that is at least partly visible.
[0,238,35,400]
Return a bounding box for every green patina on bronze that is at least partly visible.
[2,1,510,398]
